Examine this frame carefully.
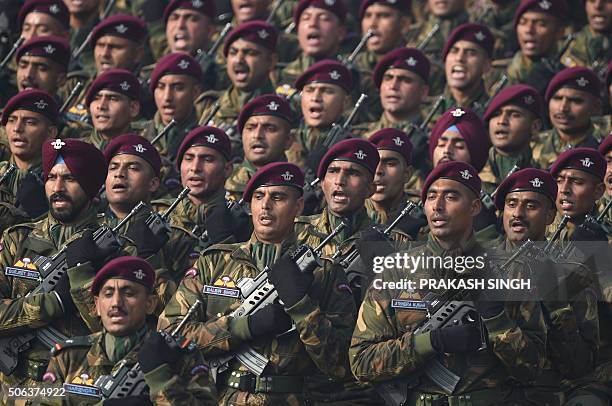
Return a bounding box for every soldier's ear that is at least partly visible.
[530,118,542,135]
[47,125,58,140]
[129,101,141,119]
[56,72,67,89]
[145,291,158,315]
[223,160,233,179]
[148,176,160,194]
[399,15,411,37]
[470,194,482,217]
[545,206,556,225]
[403,165,413,184]
[295,195,304,217]
[94,296,101,317]
[135,45,145,65]
[594,181,605,201]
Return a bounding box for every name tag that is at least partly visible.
[203,285,240,298]
[391,299,427,310]
[63,383,101,398]
[4,267,40,280]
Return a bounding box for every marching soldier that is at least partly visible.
[533,67,605,169]
[44,256,216,405]
[158,162,357,405]
[225,94,295,201]
[15,36,69,97]
[480,84,543,193]
[18,0,69,41]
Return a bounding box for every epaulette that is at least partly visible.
[194,89,223,105]
[201,242,241,257]
[130,119,149,132]
[50,335,94,356]
[4,221,37,235]
[295,213,320,224]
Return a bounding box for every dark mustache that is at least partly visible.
[50,192,72,203]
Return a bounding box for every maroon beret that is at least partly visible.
[421,161,481,202]
[494,168,557,210]
[294,0,348,25]
[18,0,69,31]
[162,0,216,24]
[223,21,278,57]
[514,0,567,27]
[237,94,295,133]
[598,134,612,156]
[359,0,411,18]
[243,162,305,202]
[85,69,141,107]
[176,126,232,169]
[372,47,430,87]
[368,128,413,165]
[317,138,380,179]
[92,256,155,295]
[149,52,202,93]
[545,67,601,102]
[429,107,489,172]
[550,147,606,180]
[16,35,70,69]
[442,23,494,60]
[294,59,353,93]
[91,14,147,46]
[1,89,59,126]
[103,133,162,177]
[483,84,543,121]
[42,139,106,199]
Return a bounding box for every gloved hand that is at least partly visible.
[354,227,395,271]
[570,220,607,242]
[248,303,293,338]
[104,396,152,406]
[305,144,330,174]
[138,331,188,373]
[269,248,314,308]
[204,204,235,243]
[52,275,77,316]
[65,229,120,268]
[15,172,48,218]
[525,59,563,95]
[388,207,427,239]
[429,324,482,354]
[126,212,170,258]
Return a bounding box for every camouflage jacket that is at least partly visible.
[532,125,603,170]
[365,192,421,226]
[480,146,538,194]
[437,81,490,119]
[225,158,286,202]
[286,121,333,171]
[157,233,356,405]
[475,1,520,59]
[0,158,45,233]
[561,26,611,73]
[59,72,95,126]
[79,123,149,151]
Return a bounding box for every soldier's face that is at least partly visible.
[21,12,67,40]
[17,56,67,94]
[95,279,157,336]
[154,74,202,125]
[444,40,490,92]
[94,35,144,73]
[180,145,232,203]
[380,68,428,118]
[63,0,99,16]
[605,150,612,196]
[90,90,139,136]
[297,7,346,57]
[556,168,605,219]
[585,0,612,33]
[362,4,407,53]
[516,11,562,58]
[432,130,472,167]
[322,160,375,216]
[45,163,90,224]
[226,39,277,91]
[488,104,540,153]
[548,87,600,135]
[106,154,159,211]
[424,179,481,242]
[231,0,270,24]
[242,115,293,167]
[372,149,411,205]
[428,0,466,17]
[166,9,214,53]
[250,185,304,243]
[301,83,350,128]
[503,191,556,243]
[6,110,56,163]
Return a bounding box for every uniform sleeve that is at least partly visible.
[67,262,101,332]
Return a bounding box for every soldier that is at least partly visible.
[158,162,356,405]
[0,90,57,232]
[225,94,295,201]
[0,139,108,396]
[533,67,605,169]
[15,35,69,98]
[44,256,216,405]
[288,60,353,169]
[599,134,611,223]
[65,0,101,57]
[17,0,70,41]
[480,84,543,193]
[142,52,203,197]
[350,161,547,405]
[196,21,278,130]
[78,69,143,151]
[154,125,251,249]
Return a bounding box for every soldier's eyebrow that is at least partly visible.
[381,157,400,164]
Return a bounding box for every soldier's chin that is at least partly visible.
[50,206,79,223]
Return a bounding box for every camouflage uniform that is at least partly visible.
[286,121,332,170]
[561,26,611,74]
[364,192,421,226]
[479,146,538,194]
[69,17,100,76]
[532,125,604,170]
[350,234,548,404]
[473,1,520,59]
[432,82,490,121]
[0,158,44,233]
[226,159,278,202]
[504,46,563,87]
[79,122,149,151]
[58,71,95,127]
[157,233,357,405]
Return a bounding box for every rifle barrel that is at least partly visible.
[151,118,177,145]
[161,187,190,221]
[60,81,84,113]
[419,95,444,131]
[314,222,347,255]
[172,299,202,336]
[347,29,374,65]
[342,93,367,129]
[112,201,146,233]
[597,199,612,223]
[0,37,25,70]
[384,201,417,234]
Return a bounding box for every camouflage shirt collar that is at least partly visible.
[489,145,533,180]
[239,232,298,269]
[103,326,148,363]
[324,206,370,242]
[46,204,99,247]
[427,232,478,257]
[183,188,228,224]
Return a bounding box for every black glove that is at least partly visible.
[248,303,293,338]
[65,229,120,268]
[269,248,314,308]
[354,227,396,271]
[305,144,330,173]
[570,220,607,242]
[301,180,323,216]
[429,324,482,354]
[52,275,78,316]
[138,331,187,373]
[15,172,48,218]
[204,204,235,243]
[388,207,427,239]
[473,205,498,232]
[126,212,170,258]
[525,59,563,95]
[104,396,152,406]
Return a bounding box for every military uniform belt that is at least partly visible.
[221,371,304,393]
[409,387,504,406]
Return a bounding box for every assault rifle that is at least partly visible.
[0,164,16,187]
[479,164,520,211]
[195,23,232,76]
[150,118,177,146]
[59,81,84,114]
[145,186,190,236]
[416,23,439,51]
